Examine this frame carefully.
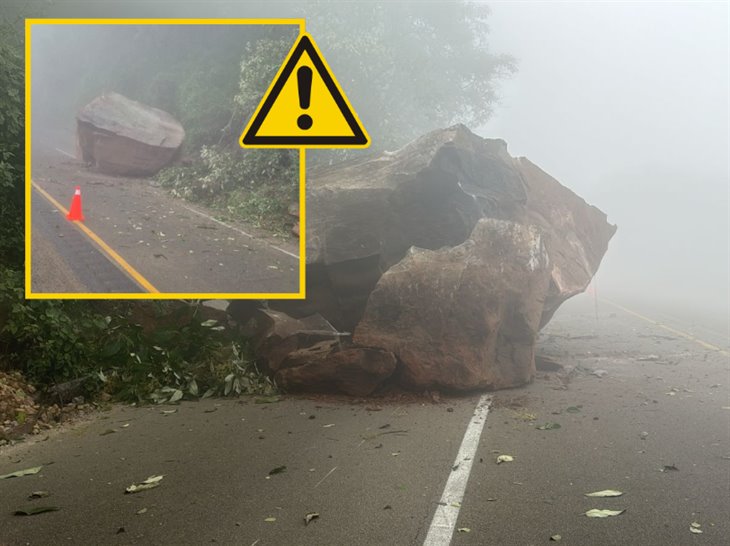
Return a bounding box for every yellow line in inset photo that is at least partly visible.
[31,181,160,294]
[602,299,729,356]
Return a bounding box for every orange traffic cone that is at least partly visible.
[66,185,85,221]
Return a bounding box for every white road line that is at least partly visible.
[179,203,299,260]
[424,394,491,546]
[55,148,76,159]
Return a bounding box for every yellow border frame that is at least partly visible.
[25,18,306,300]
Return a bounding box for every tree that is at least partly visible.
[296,1,516,154]
[0,15,24,267]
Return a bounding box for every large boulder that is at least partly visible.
[354,219,551,390]
[76,92,185,176]
[258,125,615,393]
[272,125,615,333]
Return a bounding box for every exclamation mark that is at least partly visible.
[297,66,313,130]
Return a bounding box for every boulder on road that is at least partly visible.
[354,219,551,391]
[259,125,615,393]
[76,92,185,176]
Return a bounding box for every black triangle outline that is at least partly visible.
[241,35,368,146]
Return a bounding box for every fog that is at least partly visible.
[481,1,729,324]
[33,1,729,326]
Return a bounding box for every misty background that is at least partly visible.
[482,1,729,327]
[27,0,730,329]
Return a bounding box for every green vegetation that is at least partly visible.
[0,16,275,403]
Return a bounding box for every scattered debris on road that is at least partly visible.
[585,508,626,518]
[28,491,50,500]
[585,490,623,497]
[13,505,60,516]
[125,475,164,494]
[0,466,42,480]
[304,512,320,525]
[537,422,561,430]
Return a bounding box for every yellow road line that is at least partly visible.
[31,181,160,293]
[601,299,729,356]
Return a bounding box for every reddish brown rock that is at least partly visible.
[275,341,396,397]
[242,308,343,373]
[354,219,551,391]
[516,159,616,326]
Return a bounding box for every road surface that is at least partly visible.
[30,145,300,296]
[0,295,728,545]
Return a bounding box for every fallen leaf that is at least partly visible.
[566,406,582,413]
[450,502,461,508]
[496,455,514,464]
[28,491,50,500]
[136,508,148,515]
[169,390,183,403]
[304,512,320,525]
[161,409,177,415]
[638,355,660,362]
[121,423,130,428]
[264,517,276,522]
[457,528,471,533]
[537,422,561,430]
[691,522,701,528]
[13,506,60,516]
[0,466,43,480]
[322,424,335,428]
[268,466,287,476]
[585,490,623,497]
[514,410,537,421]
[690,526,703,534]
[100,429,117,436]
[550,535,562,542]
[125,475,164,494]
[661,465,679,472]
[585,508,625,518]
[254,396,281,404]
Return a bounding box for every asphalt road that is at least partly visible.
[31,187,143,293]
[0,295,728,545]
[30,146,300,295]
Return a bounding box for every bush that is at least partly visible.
[0,267,107,384]
[157,146,297,232]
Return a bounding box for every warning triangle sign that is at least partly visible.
[240,34,369,148]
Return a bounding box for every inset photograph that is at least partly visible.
[27,20,304,298]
